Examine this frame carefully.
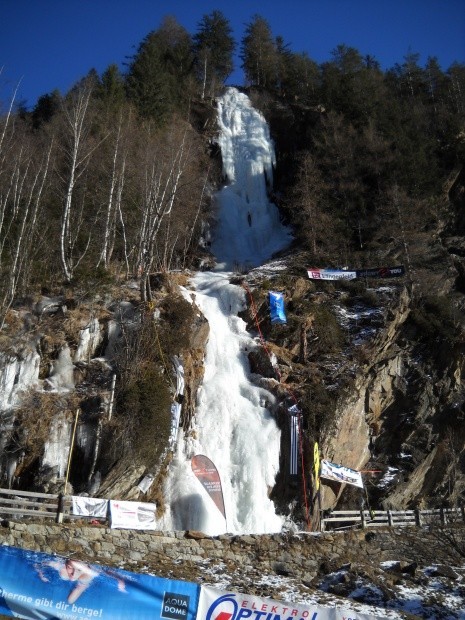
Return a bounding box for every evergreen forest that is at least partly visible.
[1,11,464,321]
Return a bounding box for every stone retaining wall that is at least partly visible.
[1,521,463,584]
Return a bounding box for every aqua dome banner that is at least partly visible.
[0,545,199,620]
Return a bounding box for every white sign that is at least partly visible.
[198,585,378,620]
[109,500,157,530]
[137,474,155,493]
[320,460,364,488]
[71,496,108,518]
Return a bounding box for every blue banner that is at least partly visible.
[0,545,199,620]
[268,291,287,324]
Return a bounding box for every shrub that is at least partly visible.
[410,295,460,343]
[157,294,197,356]
[312,304,346,354]
[117,364,172,463]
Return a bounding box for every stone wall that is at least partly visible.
[1,521,463,585]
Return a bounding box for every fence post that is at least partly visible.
[387,509,393,526]
[320,511,325,532]
[440,507,446,525]
[56,493,64,524]
[461,505,465,523]
[360,509,366,528]
[414,508,422,527]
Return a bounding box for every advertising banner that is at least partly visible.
[197,585,378,620]
[0,544,199,620]
[307,266,405,281]
[355,265,405,279]
[320,460,364,489]
[307,269,357,281]
[268,291,287,324]
[109,500,157,530]
[191,455,226,520]
[71,496,108,518]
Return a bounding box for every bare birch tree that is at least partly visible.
[0,118,54,325]
[133,122,194,301]
[97,109,130,270]
[57,80,107,282]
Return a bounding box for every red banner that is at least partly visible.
[191,455,226,520]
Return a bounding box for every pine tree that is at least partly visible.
[240,15,278,89]
[126,17,193,123]
[193,10,235,100]
[97,64,126,111]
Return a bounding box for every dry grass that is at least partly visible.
[13,390,82,468]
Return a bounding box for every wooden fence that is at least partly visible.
[320,507,465,531]
[0,488,105,523]
[1,488,464,532]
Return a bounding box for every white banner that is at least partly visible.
[320,460,364,488]
[307,268,357,281]
[109,500,157,530]
[198,585,378,620]
[137,474,154,493]
[71,496,108,518]
[173,356,185,396]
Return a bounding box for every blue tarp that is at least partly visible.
[269,291,287,324]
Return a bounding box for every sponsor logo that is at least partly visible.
[162,592,190,620]
[205,593,318,620]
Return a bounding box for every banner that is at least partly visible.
[356,265,405,279]
[308,266,405,281]
[289,408,299,476]
[307,268,357,281]
[0,544,199,620]
[313,443,320,491]
[109,500,157,530]
[173,356,185,397]
[197,584,378,620]
[71,496,108,518]
[268,291,287,324]
[320,460,364,489]
[137,474,154,494]
[191,455,226,520]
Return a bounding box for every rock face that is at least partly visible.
[237,209,465,521]
[0,277,210,503]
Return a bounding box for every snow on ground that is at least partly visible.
[179,557,465,619]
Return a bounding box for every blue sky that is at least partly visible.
[1,0,465,109]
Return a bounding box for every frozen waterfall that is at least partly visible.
[160,88,292,535]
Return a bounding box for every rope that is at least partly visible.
[241,282,311,529]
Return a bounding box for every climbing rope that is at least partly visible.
[241,282,311,529]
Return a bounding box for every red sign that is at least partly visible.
[191,455,226,520]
